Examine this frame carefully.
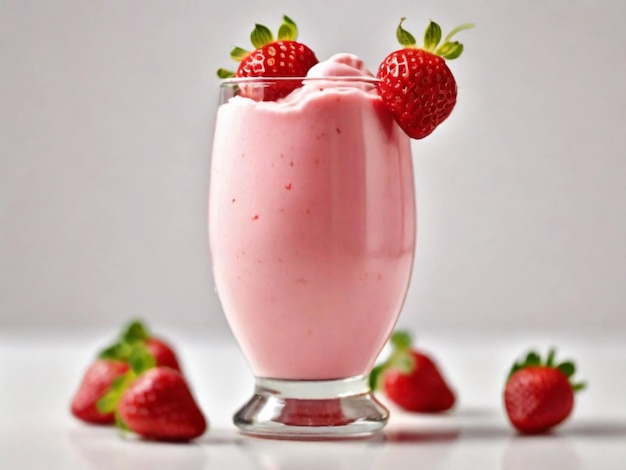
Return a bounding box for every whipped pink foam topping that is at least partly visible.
[306,53,374,78]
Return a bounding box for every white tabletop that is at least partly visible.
[1,327,625,469]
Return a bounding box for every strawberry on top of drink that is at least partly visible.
[218,16,318,101]
[217,15,473,140]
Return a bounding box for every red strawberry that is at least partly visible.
[370,331,456,413]
[70,359,130,424]
[217,16,318,101]
[504,349,586,434]
[117,367,207,442]
[377,18,473,139]
[96,345,208,441]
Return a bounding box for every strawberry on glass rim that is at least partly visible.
[377,18,474,139]
[217,15,319,101]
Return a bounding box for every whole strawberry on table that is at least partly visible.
[370,331,456,413]
[97,345,207,442]
[504,349,586,434]
[70,319,207,441]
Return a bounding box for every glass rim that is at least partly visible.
[220,76,381,86]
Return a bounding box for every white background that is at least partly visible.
[1,0,625,335]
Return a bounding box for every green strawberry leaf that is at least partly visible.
[98,342,130,361]
[96,373,135,414]
[525,351,541,366]
[250,23,274,49]
[129,344,156,376]
[122,320,150,344]
[277,15,298,41]
[230,46,250,62]
[558,361,576,377]
[396,18,417,48]
[369,363,385,390]
[389,349,415,373]
[424,21,442,51]
[572,381,587,392]
[217,68,235,79]
[436,42,464,60]
[427,21,474,60]
[390,330,412,351]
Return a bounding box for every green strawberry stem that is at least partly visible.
[369,330,416,390]
[443,23,476,44]
[396,17,474,60]
[508,349,587,392]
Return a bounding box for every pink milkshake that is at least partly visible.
[209,54,416,437]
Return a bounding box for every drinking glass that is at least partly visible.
[209,76,416,438]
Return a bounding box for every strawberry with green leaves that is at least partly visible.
[71,319,182,425]
[217,16,318,101]
[370,331,456,413]
[377,18,474,139]
[98,345,207,442]
[504,349,586,434]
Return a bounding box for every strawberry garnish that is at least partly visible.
[70,359,130,424]
[370,331,456,413]
[97,345,207,441]
[377,18,474,139]
[217,16,318,101]
[504,349,586,434]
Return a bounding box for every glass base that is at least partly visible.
[233,375,389,439]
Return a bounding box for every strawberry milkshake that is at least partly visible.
[209,54,416,437]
